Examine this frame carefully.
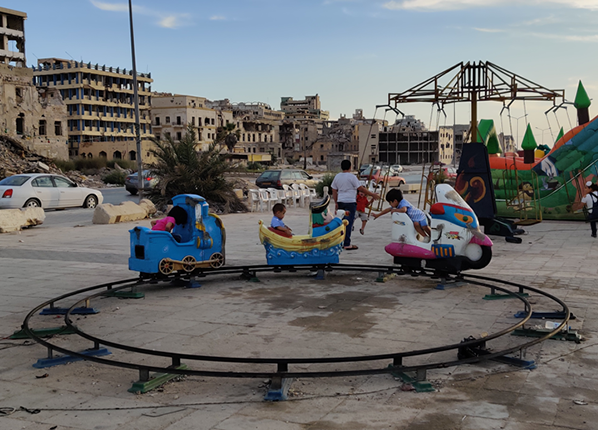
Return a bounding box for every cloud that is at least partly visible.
[210,15,226,21]
[382,0,598,11]
[473,27,505,33]
[90,0,129,12]
[89,0,190,28]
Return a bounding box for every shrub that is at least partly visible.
[103,170,126,185]
[107,159,137,170]
[53,158,76,172]
[246,162,263,171]
[74,158,106,171]
[316,173,336,197]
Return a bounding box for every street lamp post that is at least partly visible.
[128,0,143,203]
[508,114,528,150]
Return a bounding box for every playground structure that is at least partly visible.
[382,61,597,226]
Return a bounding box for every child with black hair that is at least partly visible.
[373,188,431,238]
[271,203,292,235]
[151,205,188,233]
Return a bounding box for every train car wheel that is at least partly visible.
[209,252,225,268]
[463,244,492,270]
[182,256,196,272]
[159,259,174,275]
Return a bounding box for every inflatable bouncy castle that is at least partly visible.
[484,82,597,220]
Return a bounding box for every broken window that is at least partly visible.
[113,151,122,159]
[16,87,23,103]
[155,117,160,126]
[176,132,182,141]
[166,116,170,124]
[129,150,136,161]
[176,116,181,125]
[16,114,24,135]
[99,151,107,158]
[39,120,47,136]
[191,117,195,125]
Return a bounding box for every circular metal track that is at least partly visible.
[23,264,571,381]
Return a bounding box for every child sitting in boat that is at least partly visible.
[271,203,293,236]
[373,189,431,238]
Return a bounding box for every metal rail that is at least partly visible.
[22,264,570,381]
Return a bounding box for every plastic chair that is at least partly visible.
[267,188,283,205]
[248,189,262,212]
[258,189,273,212]
[282,184,297,208]
[293,184,310,208]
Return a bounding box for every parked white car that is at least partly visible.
[0,173,103,209]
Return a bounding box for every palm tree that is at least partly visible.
[147,126,246,213]
[215,123,240,152]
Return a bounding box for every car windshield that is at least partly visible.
[0,175,30,186]
[259,171,279,180]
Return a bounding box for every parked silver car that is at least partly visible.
[125,170,158,195]
[0,173,103,209]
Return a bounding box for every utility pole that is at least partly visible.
[129,0,143,203]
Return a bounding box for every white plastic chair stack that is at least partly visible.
[282,184,297,208]
[248,189,261,212]
[258,189,273,212]
[266,188,280,208]
[293,184,310,208]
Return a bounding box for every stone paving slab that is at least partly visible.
[1,198,598,429]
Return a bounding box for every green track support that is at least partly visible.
[10,326,78,339]
[105,289,145,299]
[388,366,435,393]
[483,292,529,300]
[128,364,187,394]
[511,328,582,343]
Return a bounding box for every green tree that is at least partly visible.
[147,126,247,213]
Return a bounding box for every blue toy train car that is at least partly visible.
[129,194,225,276]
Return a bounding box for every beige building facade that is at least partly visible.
[32,58,153,161]
[152,94,228,152]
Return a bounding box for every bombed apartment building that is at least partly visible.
[376,115,440,165]
[0,7,68,160]
[151,94,226,152]
[207,99,284,165]
[32,57,153,160]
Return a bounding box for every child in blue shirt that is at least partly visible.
[373,188,431,238]
[271,203,292,235]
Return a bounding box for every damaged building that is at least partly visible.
[32,57,153,161]
[207,99,284,165]
[151,94,225,152]
[0,7,68,160]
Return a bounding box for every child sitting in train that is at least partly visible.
[271,203,293,235]
[373,188,431,238]
[151,206,188,233]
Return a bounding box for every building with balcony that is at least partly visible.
[151,94,226,152]
[32,58,153,160]
[280,95,329,121]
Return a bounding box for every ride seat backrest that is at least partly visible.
[268,226,292,238]
[172,205,195,243]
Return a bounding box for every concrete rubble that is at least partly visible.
[0,207,44,232]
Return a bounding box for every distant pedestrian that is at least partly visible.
[331,160,380,250]
[582,181,598,238]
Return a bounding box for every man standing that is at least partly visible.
[331,160,380,250]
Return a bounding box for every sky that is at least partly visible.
[5,0,598,146]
